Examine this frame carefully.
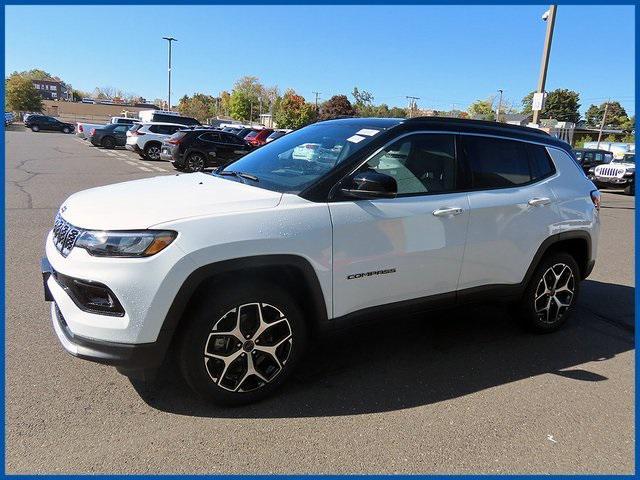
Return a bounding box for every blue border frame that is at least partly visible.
[0,1,637,477]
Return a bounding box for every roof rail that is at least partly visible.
[405,116,550,136]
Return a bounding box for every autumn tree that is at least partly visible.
[319,95,356,120]
[5,75,43,112]
[468,99,496,121]
[274,89,317,129]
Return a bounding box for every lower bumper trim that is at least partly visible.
[51,303,167,370]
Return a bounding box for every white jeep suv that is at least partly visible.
[43,118,600,405]
[126,122,186,160]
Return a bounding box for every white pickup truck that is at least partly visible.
[76,117,139,140]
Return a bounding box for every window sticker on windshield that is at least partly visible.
[356,129,380,137]
[347,134,366,143]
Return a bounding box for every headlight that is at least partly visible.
[75,230,177,257]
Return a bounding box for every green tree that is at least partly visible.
[319,95,356,120]
[521,89,580,123]
[468,99,495,121]
[176,93,219,122]
[229,90,252,120]
[5,75,43,112]
[352,87,375,116]
[585,101,629,128]
[228,76,269,121]
[274,89,317,129]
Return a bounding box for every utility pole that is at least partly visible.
[258,97,263,120]
[162,37,177,111]
[249,101,253,124]
[496,89,503,122]
[313,92,321,112]
[597,100,610,149]
[406,96,420,118]
[532,5,557,125]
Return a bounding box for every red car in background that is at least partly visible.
[244,128,274,147]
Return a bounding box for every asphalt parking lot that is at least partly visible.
[5,127,635,474]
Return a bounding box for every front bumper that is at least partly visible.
[126,143,143,154]
[43,257,169,370]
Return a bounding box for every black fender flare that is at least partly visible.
[154,254,328,355]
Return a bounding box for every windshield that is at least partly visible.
[218,122,388,193]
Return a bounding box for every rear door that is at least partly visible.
[112,125,130,145]
[459,135,560,290]
[330,132,470,317]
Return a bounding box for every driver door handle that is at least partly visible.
[433,207,464,217]
[528,197,551,206]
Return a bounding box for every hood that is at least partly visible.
[60,173,283,230]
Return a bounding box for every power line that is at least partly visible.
[406,95,420,118]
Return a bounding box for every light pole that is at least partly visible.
[162,36,177,111]
[496,89,503,122]
[532,5,557,125]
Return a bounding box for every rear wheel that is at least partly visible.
[517,252,580,332]
[179,282,308,405]
[144,143,161,161]
[185,152,206,172]
[62,126,71,134]
[31,125,40,132]
[101,136,116,149]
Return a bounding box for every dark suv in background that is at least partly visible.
[160,129,253,172]
[573,148,613,179]
[89,123,132,148]
[24,115,74,134]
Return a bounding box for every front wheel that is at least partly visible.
[517,252,580,332]
[31,125,40,132]
[624,182,634,196]
[62,127,71,134]
[178,282,308,405]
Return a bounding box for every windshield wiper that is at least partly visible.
[215,170,259,182]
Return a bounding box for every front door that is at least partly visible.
[330,133,469,318]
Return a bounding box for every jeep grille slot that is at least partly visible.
[52,214,82,257]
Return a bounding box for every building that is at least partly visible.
[32,79,70,101]
[502,113,533,126]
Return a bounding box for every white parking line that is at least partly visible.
[138,167,153,172]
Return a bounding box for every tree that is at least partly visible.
[585,101,629,128]
[5,75,43,112]
[521,89,580,123]
[468,99,495,121]
[176,93,219,122]
[229,89,252,121]
[228,76,269,121]
[352,87,375,116]
[219,91,231,117]
[319,95,356,120]
[9,69,54,80]
[274,89,316,129]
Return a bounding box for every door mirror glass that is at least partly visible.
[340,170,397,199]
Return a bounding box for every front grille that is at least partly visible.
[52,214,82,257]
[597,167,623,178]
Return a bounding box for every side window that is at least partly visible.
[363,134,457,195]
[114,125,128,133]
[583,152,594,164]
[148,125,159,134]
[463,135,531,188]
[594,152,604,162]
[527,144,556,180]
[200,132,221,142]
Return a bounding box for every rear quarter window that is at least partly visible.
[462,135,531,188]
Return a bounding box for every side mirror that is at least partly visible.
[340,170,397,199]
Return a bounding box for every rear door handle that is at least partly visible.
[528,197,551,206]
[433,207,464,217]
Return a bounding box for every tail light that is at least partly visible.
[89,128,96,136]
[78,124,83,132]
[167,138,183,145]
[590,190,601,211]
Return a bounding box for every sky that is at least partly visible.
[5,5,636,116]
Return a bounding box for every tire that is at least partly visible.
[101,136,116,149]
[31,125,40,132]
[624,182,634,196]
[517,252,580,333]
[62,127,71,134]
[144,143,161,161]
[178,281,308,406]
[185,152,206,173]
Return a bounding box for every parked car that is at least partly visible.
[244,128,274,147]
[76,122,105,140]
[43,117,600,406]
[5,112,14,127]
[125,122,186,160]
[573,148,613,179]
[160,129,253,172]
[221,127,244,135]
[235,128,258,139]
[88,123,133,149]
[593,153,635,195]
[138,109,200,126]
[265,130,289,143]
[25,115,74,133]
